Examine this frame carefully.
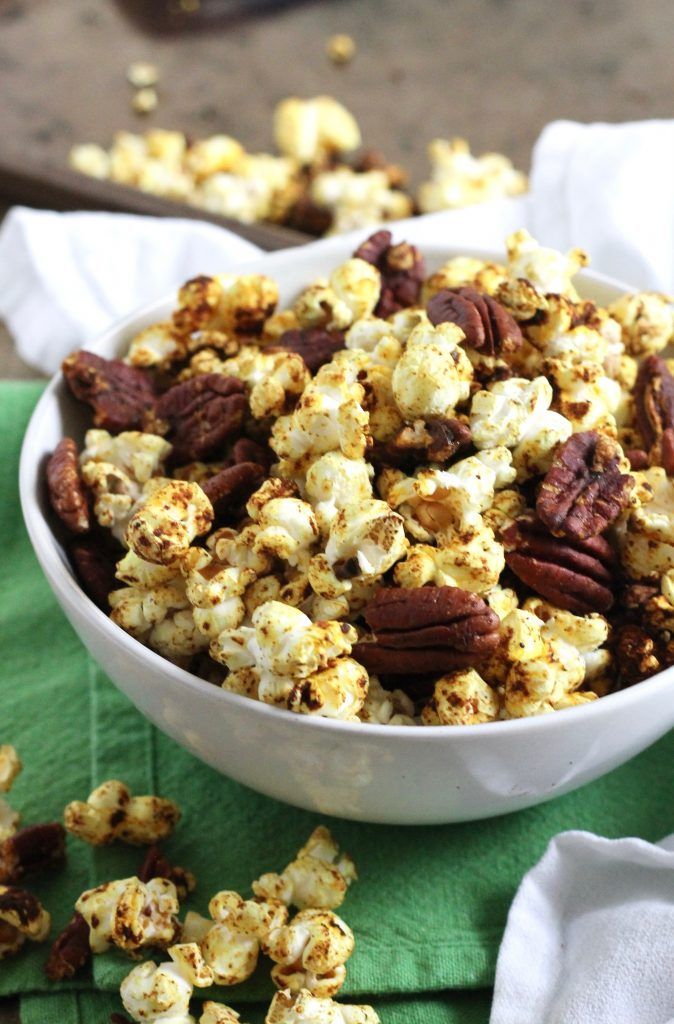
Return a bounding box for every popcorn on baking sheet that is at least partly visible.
[64,779,180,846]
[253,826,356,911]
[418,137,527,213]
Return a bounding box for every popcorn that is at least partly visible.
[76,876,180,954]
[274,97,361,165]
[304,453,374,534]
[64,779,180,846]
[309,500,407,598]
[271,361,370,463]
[609,292,674,357]
[544,358,621,434]
[266,989,380,1024]
[208,525,275,576]
[121,949,194,1023]
[422,256,507,301]
[470,377,573,479]
[69,142,110,179]
[310,168,413,236]
[253,827,356,911]
[0,746,21,794]
[126,481,213,565]
[246,479,320,571]
[182,548,255,637]
[620,467,674,579]
[418,138,527,213]
[80,429,172,540]
[357,677,415,726]
[172,273,279,337]
[267,909,354,997]
[168,942,215,988]
[393,516,504,594]
[498,602,608,717]
[200,1003,244,1024]
[421,669,501,725]
[0,799,19,844]
[182,892,287,986]
[216,346,309,419]
[128,322,184,368]
[0,885,51,959]
[110,573,208,661]
[294,259,381,331]
[506,229,588,300]
[391,321,473,420]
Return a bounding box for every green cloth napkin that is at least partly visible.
[3,381,674,1024]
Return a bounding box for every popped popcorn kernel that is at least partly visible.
[64,780,180,846]
[392,321,473,420]
[609,292,674,357]
[418,138,527,213]
[274,96,361,165]
[76,876,179,954]
[267,908,354,997]
[266,989,380,1024]
[126,480,213,565]
[253,827,356,911]
[121,954,194,1023]
[421,669,501,725]
[0,747,21,794]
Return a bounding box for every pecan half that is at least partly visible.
[503,515,617,614]
[137,845,196,901]
[372,416,472,470]
[44,912,91,981]
[352,586,500,676]
[625,448,649,471]
[427,287,523,356]
[227,437,274,473]
[62,350,156,433]
[156,374,247,464]
[353,230,425,317]
[202,462,265,522]
[68,534,122,610]
[537,431,634,540]
[273,327,345,374]
[614,624,661,685]
[46,438,90,534]
[0,823,66,884]
[634,355,674,467]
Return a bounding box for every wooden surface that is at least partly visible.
[2,1,674,1019]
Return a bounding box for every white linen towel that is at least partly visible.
[490,830,674,1024]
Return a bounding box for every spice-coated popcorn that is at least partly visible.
[418,138,527,213]
[267,908,354,998]
[265,989,380,1024]
[505,229,588,300]
[200,1004,245,1024]
[274,96,361,165]
[63,780,180,846]
[310,168,413,236]
[0,885,51,959]
[609,291,674,357]
[357,676,415,725]
[253,827,356,911]
[56,228,674,724]
[0,800,19,844]
[126,481,214,566]
[391,321,473,420]
[0,746,20,795]
[120,949,195,1023]
[76,876,180,954]
[181,892,287,986]
[421,669,501,725]
[469,377,572,480]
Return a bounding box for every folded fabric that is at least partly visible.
[490,831,674,1024]
[3,382,674,1024]
[530,119,674,293]
[0,207,260,374]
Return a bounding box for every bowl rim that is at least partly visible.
[19,238,674,743]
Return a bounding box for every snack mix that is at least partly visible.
[69,96,527,236]
[47,228,674,726]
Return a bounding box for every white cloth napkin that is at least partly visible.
[0,208,259,373]
[490,830,674,1024]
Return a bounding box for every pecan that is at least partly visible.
[634,355,674,466]
[625,448,649,471]
[62,350,156,433]
[503,515,617,614]
[44,912,91,980]
[202,462,265,522]
[352,586,500,676]
[46,438,90,534]
[273,327,345,374]
[622,582,659,616]
[372,416,472,469]
[156,374,247,464]
[353,230,425,317]
[352,150,408,189]
[537,431,634,540]
[228,437,274,473]
[137,845,196,901]
[67,534,122,610]
[285,195,333,237]
[427,287,523,356]
[0,823,66,884]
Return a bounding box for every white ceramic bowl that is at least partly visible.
[19,234,674,825]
